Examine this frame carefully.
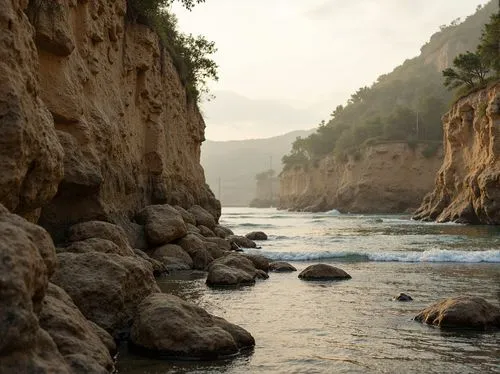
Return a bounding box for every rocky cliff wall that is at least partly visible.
[279,143,443,213]
[0,0,219,241]
[414,83,500,224]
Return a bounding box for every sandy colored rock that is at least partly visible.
[245,231,268,240]
[51,252,160,337]
[414,296,500,330]
[68,220,134,256]
[206,253,268,287]
[0,0,64,219]
[269,261,297,272]
[298,264,352,281]
[137,205,188,246]
[177,233,213,270]
[228,235,257,249]
[0,204,70,373]
[150,243,194,271]
[414,83,500,224]
[130,293,255,359]
[214,224,234,238]
[188,205,217,229]
[279,142,443,213]
[39,283,115,373]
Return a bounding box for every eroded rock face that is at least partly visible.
[279,142,443,213]
[0,0,64,220]
[298,264,351,281]
[0,204,70,373]
[414,84,500,224]
[51,251,160,337]
[129,294,255,359]
[414,296,500,330]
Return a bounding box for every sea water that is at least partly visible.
[119,207,500,374]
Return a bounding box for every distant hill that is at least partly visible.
[201,129,314,206]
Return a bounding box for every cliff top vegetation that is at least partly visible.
[282,1,498,171]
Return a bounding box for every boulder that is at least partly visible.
[133,249,168,276]
[129,294,255,359]
[59,237,130,256]
[203,236,232,251]
[68,221,134,256]
[243,254,270,272]
[150,244,194,271]
[177,233,213,270]
[40,284,115,373]
[198,225,216,237]
[174,205,196,225]
[51,252,160,337]
[136,205,187,247]
[414,296,500,330]
[186,223,201,234]
[245,231,268,240]
[206,254,268,287]
[213,224,234,238]
[119,221,148,250]
[298,264,351,281]
[0,204,70,373]
[228,235,257,249]
[188,205,216,230]
[269,261,297,272]
[394,293,413,302]
[205,242,230,260]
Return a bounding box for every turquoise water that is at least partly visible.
[119,208,500,373]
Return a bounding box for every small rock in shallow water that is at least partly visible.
[245,231,268,240]
[414,296,500,330]
[269,261,297,272]
[298,264,351,281]
[394,293,413,301]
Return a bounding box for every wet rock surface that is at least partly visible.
[298,264,352,281]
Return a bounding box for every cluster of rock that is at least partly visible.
[0,202,264,372]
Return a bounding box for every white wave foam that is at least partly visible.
[244,248,500,263]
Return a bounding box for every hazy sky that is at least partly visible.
[172,0,491,140]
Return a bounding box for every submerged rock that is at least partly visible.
[245,231,268,240]
[394,293,413,302]
[414,296,500,330]
[129,294,255,360]
[269,261,297,272]
[298,264,351,281]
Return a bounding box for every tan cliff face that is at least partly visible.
[279,143,443,213]
[414,83,500,224]
[0,0,219,240]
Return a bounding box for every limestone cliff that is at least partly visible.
[414,83,500,224]
[0,0,219,241]
[279,143,443,213]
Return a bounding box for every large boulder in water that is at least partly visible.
[206,254,268,287]
[51,252,160,337]
[129,294,255,360]
[414,296,500,330]
[243,253,270,272]
[298,264,351,281]
[136,205,187,247]
[227,235,257,249]
[245,231,268,240]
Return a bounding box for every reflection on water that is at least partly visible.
[118,209,500,374]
